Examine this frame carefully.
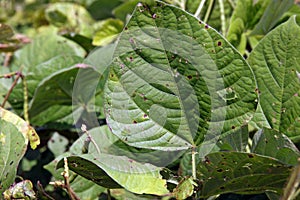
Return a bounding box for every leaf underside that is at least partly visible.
[105,1,257,151]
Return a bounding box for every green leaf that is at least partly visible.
[29,65,99,125]
[252,128,300,166]
[226,0,270,53]
[249,103,271,131]
[113,0,140,21]
[69,175,106,200]
[248,16,300,139]
[105,1,257,151]
[185,0,201,14]
[0,108,28,194]
[27,55,82,95]
[251,0,294,35]
[57,154,169,195]
[45,2,95,38]
[12,28,86,74]
[217,125,248,152]
[197,151,292,197]
[92,18,124,46]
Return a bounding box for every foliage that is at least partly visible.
[0,0,300,199]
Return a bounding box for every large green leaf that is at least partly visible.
[248,16,300,139]
[105,1,257,152]
[197,151,292,197]
[12,28,86,74]
[57,154,169,195]
[8,29,86,114]
[0,108,37,194]
[252,128,300,166]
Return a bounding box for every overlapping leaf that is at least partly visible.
[248,16,300,139]
[105,1,257,151]
[252,128,300,165]
[197,152,292,197]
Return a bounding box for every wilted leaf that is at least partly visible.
[3,180,36,200]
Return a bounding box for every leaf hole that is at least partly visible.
[217,169,223,172]
[248,154,254,158]
[217,41,222,46]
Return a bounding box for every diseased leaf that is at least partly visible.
[105,1,257,152]
[0,23,14,41]
[3,180,36,200]
[0,107,40,149]
[252,128,300,166]
[0,108,39,194]
[248,16,300,139]
[197,152,292,197]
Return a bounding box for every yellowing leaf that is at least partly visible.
[0,107,40,149]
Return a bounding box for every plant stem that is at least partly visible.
[194,0,207,19]
[218,0,226,35]
[81,124,101,154]
[204,0,214,23]
[0,71,17,79]
[1,71,22,108]
[63,157,80,200]
[22,77,29,123]
[107,189,111,200]
[226,0,235,8]
[192,147,197,180]
[281,158,300,200]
